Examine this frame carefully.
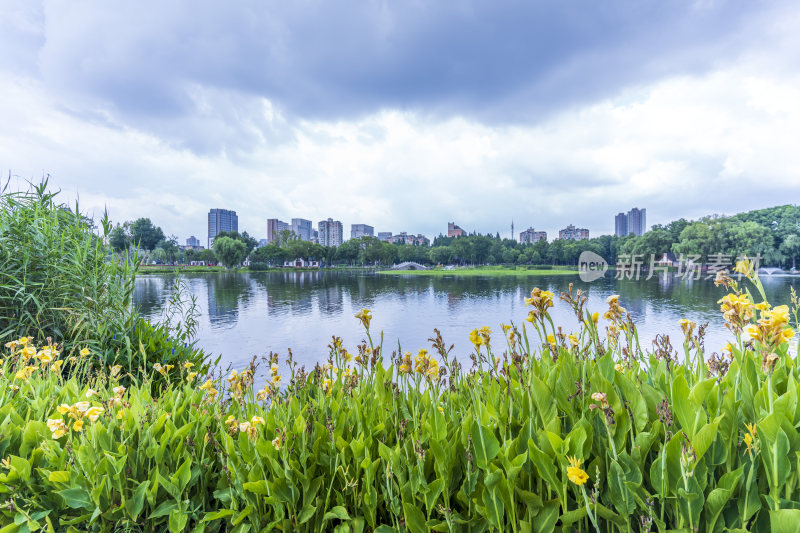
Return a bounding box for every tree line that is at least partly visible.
[110,204,800,269]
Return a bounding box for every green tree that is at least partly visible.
[213,236,247,268]
[129,218,165,251]
[429,246,453,265]
[108,223,130,252]
[156,235,180,264]
[215,230,258,256]
[250,244,286,265]
[781,233,800,269]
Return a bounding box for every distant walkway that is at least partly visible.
[391,262,429,270]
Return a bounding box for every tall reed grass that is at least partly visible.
[0,181,208,376]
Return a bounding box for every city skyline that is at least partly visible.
[199,209,647,248]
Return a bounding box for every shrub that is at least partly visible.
[0,182,208,378]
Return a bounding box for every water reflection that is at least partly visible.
[134,271,800,377]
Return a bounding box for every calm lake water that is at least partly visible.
[134,271,799,377]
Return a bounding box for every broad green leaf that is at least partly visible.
[471,420,500,469]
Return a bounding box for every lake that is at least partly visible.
[134,270,799,378]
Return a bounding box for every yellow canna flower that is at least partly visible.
[110,365,122,377]
[251,416,265,426]
[113,385,126,397]
[468,328,483,348]
[72,420,84,432]
[51,360,63,372]
[183,362,194,370]
[79,348,91,357]
[546,334,556,346]
[85,389,98,399]
[272,435,282,450]
[566,456,589,485]
[354,308,372,329]
[567,334,579,348]
[116,409,125,420]
[678,319,696,337]
[437,406,444,414]
[85,406,104,423]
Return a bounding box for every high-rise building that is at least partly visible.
[186,236,200,247]
[558,224,589,241]
[519,227,547,244]
[614,213,628,237]
[351,224,374,239]
[318,218,344,247]
[377,232,392,242]
[447,222,465,238]
[208,209,238,248]
[291,218,313,241]
[614,208,647,237]
[267,218,290,243]
[627,208,646,237]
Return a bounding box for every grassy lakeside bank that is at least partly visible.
[378,266,578,276]
[139,265,379,274]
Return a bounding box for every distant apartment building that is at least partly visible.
[627,208,646,236]
[351,224,374,239]
[258,238,268,247]
[519,227,547,244]
[389,232,430,246]
[208,208,238,248]
[614,208,647,237]
[447,222,465,238]
[318,218,344,247]
[558,224,589,241]
[377,232,392,242]
[614,212,628,237]
[267,218,290,244]
[291,218,313,241]
[186,235,200,247]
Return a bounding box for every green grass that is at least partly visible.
[378,266,578,276]
[139,265,229,274]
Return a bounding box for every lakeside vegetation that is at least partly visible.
[112,204,800,273]
[378,266,578,277]
[5,184,800,530]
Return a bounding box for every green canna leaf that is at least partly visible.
[471,420,500,469]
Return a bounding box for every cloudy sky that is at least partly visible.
[1,0,799,242]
